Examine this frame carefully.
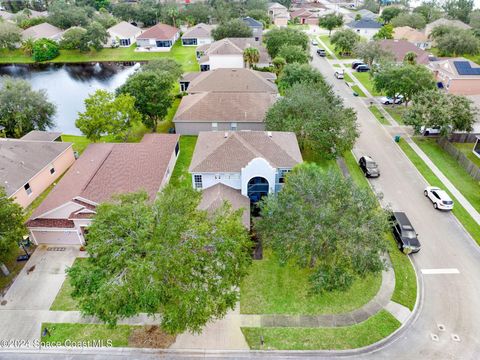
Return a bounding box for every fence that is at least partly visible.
[437,137,480,181]
[448,133,479,143]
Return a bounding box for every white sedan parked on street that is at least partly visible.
[424,186,454,210]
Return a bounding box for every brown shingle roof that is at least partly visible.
[138,23,179,40]
[189,131,302,173]
[183,68,277,94]
[378,39,430,64]
[198,183,250,228]
[174,92,277,123]
[199,38,271,64]
[393,26,429,43]
[31,134,179,219]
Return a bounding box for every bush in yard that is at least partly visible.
[255,163,389,293]
[59,27,88,50]
[32,38,60,62]
[0,22,22,50]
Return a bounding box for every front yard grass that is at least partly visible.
[452,142,480,168]
[384,105,406,125]
[352,72,383,96]
[397,139,480,245]
[0,41,199,72]
[369,105,390,125]
[169,135,197,188]
[0,247,31,296]
[241,310,400,350]
[240,249,382,315]
[318,35,353,60]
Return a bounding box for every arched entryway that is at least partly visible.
[247,177,269,203]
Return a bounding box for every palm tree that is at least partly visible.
[21,39,34,56]
[243,47,260,69]
[404,51,417,65]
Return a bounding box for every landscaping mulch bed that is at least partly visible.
[128,325,176,348]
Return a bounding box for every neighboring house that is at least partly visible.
[242,16,263,41]
[19,9,48,18]
[357,9,378,20]
[393,26,432,50]
[0,131,74,209]
[26,134,180,245]
[196,38,271,71]
[181,23,215,46]
[268,2,290,27]
[378,39,431,65]
[173,92,278,135]
[346,19,382,40]
[0,10,14,22]
[290,8,320,25]
[136,23,180,52]
[189,131,302,214]
[179,68,277,94]
[21,22,64,41]
[107,21,142,47]
[425,18,471,38]
[428,58,480,95]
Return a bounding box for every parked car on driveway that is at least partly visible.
[316,49,326,57]
[334,70,344,79]
[352,60,364,69]
[424,186,454,210]
[390,212,421,253]
[356,64,370,72]
[311,40,318,46]
[421,126,441,136]
[380,95,403,105]
[358,155,380,177]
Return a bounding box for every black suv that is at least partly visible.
[390,212,421,254]
[316,49,326,57]
[358,156,380,177]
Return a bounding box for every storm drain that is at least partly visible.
[430,333,439,342]
[47,247,66,251]
[451,334,461,342]
[437,324,446,331]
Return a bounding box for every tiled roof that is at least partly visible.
[21,22,63,40]
[393,26,429,43]
[198,38,271,64]
[174,92,277,123]
[182,23,215,39]
[189,131,302,173]
[138,23,179,40]
[0,138,72,197]
[27,218,75,228]
[108,21,142,38]
[31,134,179,219]
[183,68,277,94]
[378,39,430,64]
[199,183,250,228]
[21,130,62,142]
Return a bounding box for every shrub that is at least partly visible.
[32,38,60,62]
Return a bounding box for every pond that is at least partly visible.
[0,62,141,135]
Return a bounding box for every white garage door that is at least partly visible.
[32,230,81,245]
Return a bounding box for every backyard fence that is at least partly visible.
[437,137,480,181]
[448,133,479,143]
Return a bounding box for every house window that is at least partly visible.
[278,169,291,183]
[212,122,218,130]
[182,38,197,46]
[119,38,131,46]
[180,82,189,92]
[50,166,55,175]
[194,175,203,189]
[24,182,32,196]
[175,141,179,156]
[156,40,172,48]
[200,64,210,72]
[255,37,259,41]
[230,122,237,131]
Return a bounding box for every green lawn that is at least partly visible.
[0,41,199,71]
[351,85,366,97]
[41,323,139,347]
[352,72,383,96]
[369,105,389,125]
[240,250,382,315]
[157,98,181,133]
[50,259,85,311]
[241,310,400,350]
[343,152,417,310]
[0,247,30,295]
[318,35,353,60]
[397,139,480,245]
[384,106,406,125]
[343,72,354,83]
[453,142,480,168]
[169,135,197,188]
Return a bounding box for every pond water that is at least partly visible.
[0,62,141,135]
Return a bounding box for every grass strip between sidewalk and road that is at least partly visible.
[369,105,390,125]
[397,139,480,245]
[351,85,366,97]
[241,310,400,350]
[351,72,383,96]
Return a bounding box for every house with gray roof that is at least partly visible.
[21,22,64,41]
[195,37,271,71]
[357,9,378,20]
[242,16,263,41]
[189,131,302,208]
[346,19,382,40]
[181,23,215,46]
[0,132,74,209]
[107,21,142,47]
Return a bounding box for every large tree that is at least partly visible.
[117,71,175,132]
[0,77,56,138]
[277,63,326,91]
[211,19,253,40]
[381,6,404,23]
[264,27,309,58]
[59,27,88,50]
[354,41,394,67]
[373,63,436,106]
[414,1,443,23]
[318,13,344,36]
[256,163,389,293]
[141,58,183,80]
[277,44,309,64]
[68,188,251,333]
[265,82,358,159]
[404,90,477,135]
[443,0,474,23]
[0,22,22,50]
[435,28,480,56]
[373,24,394,40]
[83,21,109,51]
[330,29,360,56]
[182,3,212,25]
[0,187,26,276]
[47,0,92,29]
[76,90,142,142]
[390,12,427,29]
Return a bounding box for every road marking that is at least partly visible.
[421,268,460,275]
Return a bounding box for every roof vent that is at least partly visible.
[267,131,272,137]
[224,132,228,138]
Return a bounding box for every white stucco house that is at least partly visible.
[189,131,303,205]
[346,19,382,40]
[136,23,180,52]
[107,21,142,47]
[181,23,215,46]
